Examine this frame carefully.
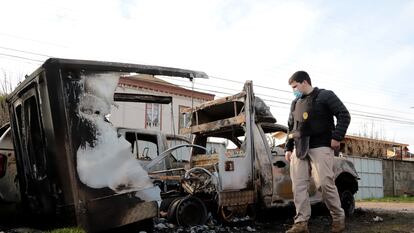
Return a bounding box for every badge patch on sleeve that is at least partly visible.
[303,112,308,120]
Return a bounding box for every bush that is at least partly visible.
[0,95,9,126]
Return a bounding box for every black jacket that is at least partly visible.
[285,87,351,152]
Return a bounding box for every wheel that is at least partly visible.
[167,197,182,222]
[175,196,208,226]
[160,197,176,212]
[339,190,355,216]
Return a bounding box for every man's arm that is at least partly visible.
[285,102,295,152]
[323,90,351,141]
[285,100,298,162]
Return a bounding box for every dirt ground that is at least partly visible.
[2,202,414,232]
[261,202,414,233]
[154,202,414,233]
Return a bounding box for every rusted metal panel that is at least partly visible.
[218,190,255,206]
[242,80,255,191]
[149,175,183,181]
[218,148,253,191]
[180,113,246,135]
[180,91,246,114]
[252,125,274,205]
[192,153,219,168]
[86,194,158,232]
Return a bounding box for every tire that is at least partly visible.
[339,190,355,216]
[175,196,208,226]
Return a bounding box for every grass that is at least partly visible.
[49,228,86,233]
[359,195,414,203]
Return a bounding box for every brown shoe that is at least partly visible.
[286,221,309,233]
[331,219,345,233]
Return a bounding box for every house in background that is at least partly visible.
[341,135,410,160]
[110,74,214,134]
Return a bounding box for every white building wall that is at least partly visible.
[109,85,206,134]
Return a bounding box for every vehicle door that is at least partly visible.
[10,84,52,213]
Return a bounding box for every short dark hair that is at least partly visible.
[288,71,312,86]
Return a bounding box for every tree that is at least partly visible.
[0,95,8,126]
[0,69,23,126]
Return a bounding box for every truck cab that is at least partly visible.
[158,80,359,223]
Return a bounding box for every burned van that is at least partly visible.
[4,58,207,232]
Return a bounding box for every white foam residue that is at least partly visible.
[76,73,159,200]
[84,73,118,109]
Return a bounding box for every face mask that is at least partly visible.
[293,90,303,98]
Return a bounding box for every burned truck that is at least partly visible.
[151,81,358,225]
[2,58,207,232]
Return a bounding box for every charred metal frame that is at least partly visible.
[6,58,207,232]
[114,93,173,104]
[174,80,359,222]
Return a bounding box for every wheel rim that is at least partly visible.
[176,196,208,226]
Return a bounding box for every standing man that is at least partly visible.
[285,71,351,233]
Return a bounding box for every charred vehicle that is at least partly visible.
[117,127,192,173]
[0,123,20,204]
[2,58,207,232]
[151,81,358,225]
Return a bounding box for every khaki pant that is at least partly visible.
[290,147,344,223]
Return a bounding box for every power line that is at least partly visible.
[190,80,411,117]
[351,113,414,126]
[125,71,414,119]
[176,84,235,97]
[209,75,292,93]
[165,77,414,120]
[350,111,414,125]
[266,61,414,101]
[164,75,294,102]
[207,75,414,115]
[169,76,411,117]
[2,48,410,106]
[0,52,44,63]
[343,101,413,115]
[0,32,69,48]
[0,46,51,58]
[259,55,414,102]
[176,84,414,126]
[2,52,413,120]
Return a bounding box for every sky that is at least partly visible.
[0,0,414,148]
